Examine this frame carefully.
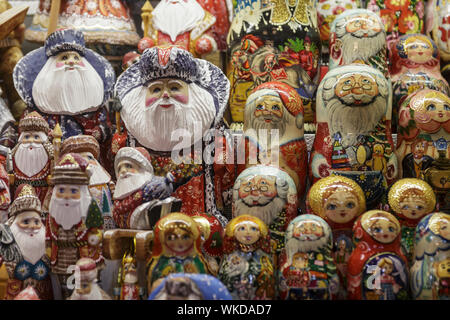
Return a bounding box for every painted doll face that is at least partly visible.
[293,221,324,241]
[16,211,42,235]
[344,14,382,35]
[233,221,261,245]
[76,281,92,296]
[323,190,360,223]
[117,160,140,178]
[423,98,450,123]
[146,78,189,108]
[412,140,427,159]
[438,219,450,240]
[380,261,394,275]
[368,217,399,243]
[253,95,284,123]
[55,51,84,71]
[406,39,434,64]
[335,74,379,105]
[79,152,97,167]
[21,131,44,144]
[164,227,194,254]
[292,253,308,269]
[238,175,278,206]
[399,196,428,219]
[55,184,81,200]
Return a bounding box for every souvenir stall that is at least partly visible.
[0,0,448,301]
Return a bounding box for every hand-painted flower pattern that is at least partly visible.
[385,0,411,11]
[380,9,397,33]
[398,11,421,34]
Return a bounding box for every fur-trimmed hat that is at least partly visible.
[18,111,49,134]
[50,153,90,186]
[9,184,41,218]
[44,29,86,58]
[60,135,100,159]
[114,147,154,176]
[76,258,97,282]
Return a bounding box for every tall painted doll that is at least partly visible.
[218,215,275,300]
[347,210,409,300]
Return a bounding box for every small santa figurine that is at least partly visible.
[114,252,144,300]
[11,111,54,205]
[0,184,53,300]
[0,161,11,223]
[68,257,111,300]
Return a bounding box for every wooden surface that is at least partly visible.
[135,230,153,261]
[0,5,28,40]
[103,229,142,260]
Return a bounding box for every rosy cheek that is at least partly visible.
[56,62,65,68]
[173,94,188,104]
[262,191,277,198]
[78,61,85,67]
[145,97,158,107]
[238,190,249,198]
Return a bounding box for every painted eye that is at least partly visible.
[251,226,258,232]
[344,80,352,85]
[326,204,337,210]
[362,79,371,84]
[401,205,409,210]
[74,55,79,61]
[168,234,176,241]
[256,104,264,110]
[182,234,190,240]
[410,44,418,50]
[24,134,30,139]
[416,205,424,210]
[346,202,355,209]
[62,55,68,60]
[427,104,436,111]
[444,105,450,111]
[389,227,395,233]
[71,188,78,194]
[260,180,267,185]
[34,135,39,140]
[59,187,65,193]
[152,87,161,94]
[272,104,280,111]
[170,86,179,92]
[238,226,245,231]
[88,155,94,160]
[126,163,132,169]
[23,219,29,225]
[374,227,381,233]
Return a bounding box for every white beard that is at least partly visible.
[338,30,385,64]
[113,171,153,200]
[326,95,386,147]
[14,143,49,177]
[225,253,249,278]
[285,234,329,264]
[32,56,104,115]
[152,0,205,42]
[87,162,111,186]
[234,196,286,226]
[10,222,46,265]
[120,83,216,151]
[70,284,103,300]
[49,186,92,230]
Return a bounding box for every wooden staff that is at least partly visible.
[47,0,61,37]
[141,0,154,38]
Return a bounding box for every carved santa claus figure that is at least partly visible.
[113,252,144,300]
[115,46,232,225]
[241,81,308,198]
[139,0,218,58]
[46,153,104,299]
[0,162,11,223]
[0,184,52,299]
[11,111,53,205]
[13,29,115,150]
[112,147,173,230]
[68,257,111,300]
[310,64,398,191]
[61,135,115,230]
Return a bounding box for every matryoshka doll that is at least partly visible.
[410,212,450,300]
[365,0,426,54]
[146,213,211,292]
[190,212,224,276]
[425,0,450,82]
[397,89,450,177]
[309,64,398,207]
[390,34,449,124]
[232,165,299,254]
[240,81,308,198]
[329,9,388,77]
[278,214,339,300]
[307,175,366,298]
[347,210,409,300]
[218,215,276,300]
[227,0,321,131]
[388,178,437,264]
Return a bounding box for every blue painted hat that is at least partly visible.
[13,29,115,109]
[115,46,230,126]
[148,273,233,300]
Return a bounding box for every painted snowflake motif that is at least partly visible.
[111,0,121,9]
[86,0,98,11]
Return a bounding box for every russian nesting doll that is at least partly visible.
[232,165,299,254]
[410,212,450,299]
[278,214,339,300]
[307,175,366,298]
[218,215,276,300]
[347,210,409,300]
[240,81,308,198]
[227,0,321,131]
[388,178,437,264]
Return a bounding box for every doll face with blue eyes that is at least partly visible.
[399,196,428,219]
[21,131,44,144]
[367,216,399,243]
[323,190,360,223]
[405,38,434,64]
[234,221,261,245]
[55,184,81,200]
[253,95,284,124]
[423,98,450,123]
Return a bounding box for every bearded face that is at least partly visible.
[32,51,104,115]
[335,14,385,64]
[49,184,92,230]
[10,211,46,265]
[233,175,289,226]
[413,93,450,134]
[120,79,216,151]
[114,160,153,200]
[152,0,205,42]
[13,131,50,177]
[79,152,111,186]
[322,72,388,147]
